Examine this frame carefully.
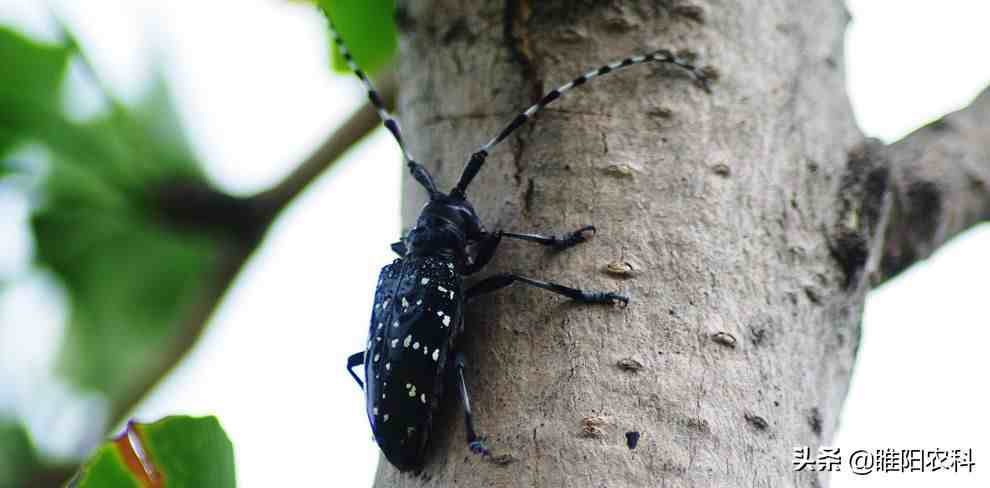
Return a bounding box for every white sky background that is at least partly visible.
[0,1,988,486]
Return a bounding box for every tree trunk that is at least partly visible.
[378,1,990,486]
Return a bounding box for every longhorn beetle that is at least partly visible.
[335,16,710,471]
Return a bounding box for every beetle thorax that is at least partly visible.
[405,195,483,264]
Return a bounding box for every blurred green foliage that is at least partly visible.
[0,419,40,487]
[0,28,70,160]
[1,23,225,483]
[74,416,235,488]
[0,1,397,483]
[319,0,397,76]
[0,25,223,400]
[32,75,220,400]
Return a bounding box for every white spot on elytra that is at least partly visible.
[421,278,430,285]
[449,291,455,300]
[373,407,379,415]
[405,383,411,388]
[392,320,399,328]
[403,335,412,347]
[442,315,451,327]
[385,362,391,371]
[377,322,383,330]
[438,285,448,293]
[383,414,390,422]
[390,338,398,348]
[413,342,420,350]
[432,349,440,361]
[409,385,417,397]
[383,299,390,308]
[373,353,380,362]
[401,297,409,308]
[447,262,454,269]
[420,393,427,404]
[416,299,422,306]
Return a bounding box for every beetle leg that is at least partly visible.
[466,226,597,275]
[466,273,629,306]
[346,352,365,389]
[453,352,490,457]
[465,232,503,275]
[390,240,408,257]
[501,225,596,251]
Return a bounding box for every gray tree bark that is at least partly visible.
[377,1,990,487]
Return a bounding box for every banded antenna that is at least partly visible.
[327,16,441,198]
[451,49,710,198]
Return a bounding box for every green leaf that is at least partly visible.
[0,26,70,158]
[74,416,236,488]
[30,74,223,399]
[319,0,396,76]
[0,419,40,487]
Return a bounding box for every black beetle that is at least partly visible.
[330,16,709,471]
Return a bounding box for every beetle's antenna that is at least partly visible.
[451,50,710,198]
[327,15,441,198]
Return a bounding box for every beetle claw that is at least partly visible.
[469,438,491,456]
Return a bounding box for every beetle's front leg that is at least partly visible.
[346,352,365,389]
[451,351,490,457]
[466,225,597,275]
[501,225,596,251]
[466,273,629,306]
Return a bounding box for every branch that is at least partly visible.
[874,84,990,284]
[106,70,397,427]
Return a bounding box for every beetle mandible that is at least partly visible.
[333,15,711,471]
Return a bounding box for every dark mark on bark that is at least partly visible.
[441,17,475,45]
[809,407,823,437]
[487,453,517,465]
[580,416,608,438]
[699,65,721,82]
[647,107,673,119]
[829,139,890,289]
[685,417,710,434]
[625,431,641,449]
[905,180,942,248]
[711,331,737,348]
[712,163,731,177]
[603,14,638,32]
[602,163,637,178]
[879,179,943,279]
[750,325,768,347]
[616,357,644,372]
[504,0,541,101]
[803,286,822,305]
[394,5,416,33]
[745,413,769,431]
[672,4,705,22]
[605,261,637,277]
[926,116,951,132]
[523,178,535,213]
